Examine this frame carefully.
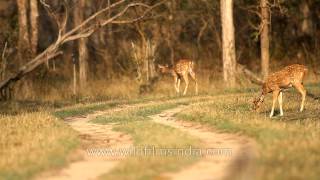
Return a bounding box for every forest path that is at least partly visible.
[37,97,257,180]
[35,99,177,180]
[36,108,133,180]
[150,106,257,180]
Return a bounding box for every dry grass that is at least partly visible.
[8,65,319,103]
[0,111,79,180]
[0,72,318,180]
[176,87,320,180]
[82,78,140,100]
[10,71,251,103]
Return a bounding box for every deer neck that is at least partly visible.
[160,68,178,77]
[168,69,178,76]
[262,83,271,94]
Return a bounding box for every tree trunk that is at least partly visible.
[220,0,237,87]
[260,0,270,79]
[30,0,39,56]
[135,23,148,83]
[17,0,31,64]
[74,0,88,90]
[73,57,77,95]
[104,0,114,79]
[17,0,34,99]
[300,1,312,36]
[167,0,177,65]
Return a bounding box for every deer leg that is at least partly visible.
[278,91,284,116]
[177,78,181,93]
[183,74,189,96]
[174,76,179,94]
[294,83,306,112]
[189,71,198,95]
[270,90,280,118]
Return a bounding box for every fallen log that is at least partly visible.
[237,64,264,85]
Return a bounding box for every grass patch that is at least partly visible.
[92,101,202,180]
[53,102,119,119]
[176,90,320,180]
[91,99,197,124]
[52,95,196,120]
[0,112,79,180]
[0,95,207,179]
[91,103,180,124]
[102,121,200,180]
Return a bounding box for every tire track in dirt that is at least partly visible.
[37,101,168,180]
[36,96,249,180]
[36,97,208,180]
[36,110,133,180]
[150,106,258,180]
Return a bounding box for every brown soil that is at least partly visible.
[36,110,133,180]
[150,106,258,180]
[37,98,257,180]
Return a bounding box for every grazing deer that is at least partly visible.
[158,59,198,95]
[253,64,308,117]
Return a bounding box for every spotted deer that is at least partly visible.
[158,59,198,95]
[253,64,308,117]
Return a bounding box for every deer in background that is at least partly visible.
[158,59,198,95]
[253,64,308,117]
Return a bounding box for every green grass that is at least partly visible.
[53,102,120,119]
[92,101,202,180]
[1,80,316,180]
[176,90,320,180]
[102,121,201,180]
[92,103,181,124]
[0,95,208,179]
[52,95,196,120]
[0,112,79,180]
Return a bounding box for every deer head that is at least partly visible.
[157,64,170,74]
[252,94,264,111]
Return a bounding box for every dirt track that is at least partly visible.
[36,110,133,180]
[151,106,257,180]
[37,99,257,180]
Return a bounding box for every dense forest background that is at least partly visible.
[0,0,319,100]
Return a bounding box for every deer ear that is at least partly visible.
[158,64,163,68]
[165,64,169,67]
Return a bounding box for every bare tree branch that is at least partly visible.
[1,42,7,63]
[61,0,127,42]
[197,16,208,48]
[0,0,166,93]
[39,0,50,8]
[40,0,68,33]
[0,42,8,80]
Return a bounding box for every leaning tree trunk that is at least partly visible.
[17,0,31,64]
[220,0,237,87]
[260,0,270,79]
[74,0,89,90]
[30,0,39,56]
